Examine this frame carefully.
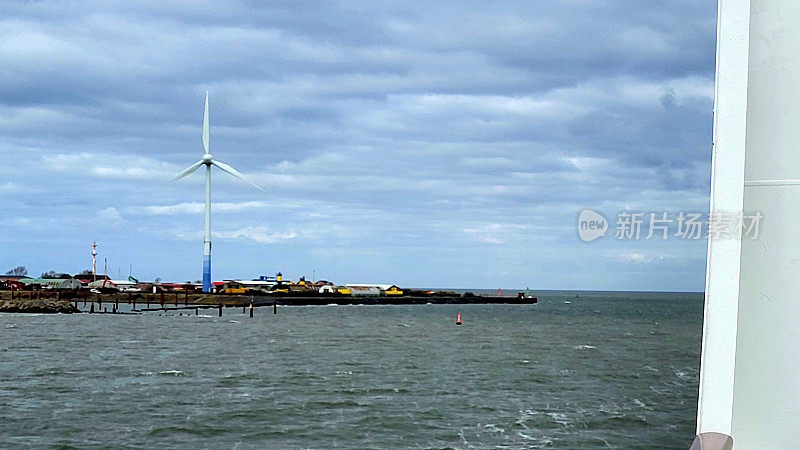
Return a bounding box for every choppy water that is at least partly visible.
[0,291,702,448]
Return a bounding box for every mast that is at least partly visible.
[696,0,749,437]
[92,241,97,282]
[203,162,212,292]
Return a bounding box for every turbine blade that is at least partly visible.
[174,160,204,180]
[202,91,209,153]
[211,160,265,192]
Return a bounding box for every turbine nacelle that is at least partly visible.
[202,153,213,164]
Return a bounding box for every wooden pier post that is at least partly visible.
[273,302,277,314]
[249,303,253,318]
[195,307,198,316]
[218,304,223,317]
[90,303,94,313]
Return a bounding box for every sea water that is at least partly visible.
[0,291,702,448]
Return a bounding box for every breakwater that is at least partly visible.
[0,293,79,314]
[0,290,536,314]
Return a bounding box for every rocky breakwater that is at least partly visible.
[0,296,80,314]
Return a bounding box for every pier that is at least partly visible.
[0,290,536,315]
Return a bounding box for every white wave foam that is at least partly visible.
[157,370,187,376]
[673,369,691,380]
[483,423,505,433]
[518,431,552,445]
[547,412,571,426]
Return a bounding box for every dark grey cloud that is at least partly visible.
[0,0,716,289]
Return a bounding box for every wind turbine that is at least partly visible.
[174,91,264,293]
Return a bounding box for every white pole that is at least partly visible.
[92,241,97,282]
[203,163,212,292]
[696,0,750,438]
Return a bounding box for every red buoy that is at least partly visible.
[456,312,462,325]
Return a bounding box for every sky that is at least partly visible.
[0,1,717,291]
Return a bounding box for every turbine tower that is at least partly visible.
[174,91,264,292]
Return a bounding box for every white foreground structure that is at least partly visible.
[697,0,800,447]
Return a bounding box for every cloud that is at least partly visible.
[97,207,123,226]
[619,252,647,263]
[214,227,298,243]
[0,1,716,290]
[0,182,22,193]
[137,201,276,215]
[42,153,175,180]
[462,223,529,245]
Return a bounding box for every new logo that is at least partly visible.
[578,209,608,242]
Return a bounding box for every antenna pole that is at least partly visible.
[92,241,97,282]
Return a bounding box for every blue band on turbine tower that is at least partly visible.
[203,253,211,293]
